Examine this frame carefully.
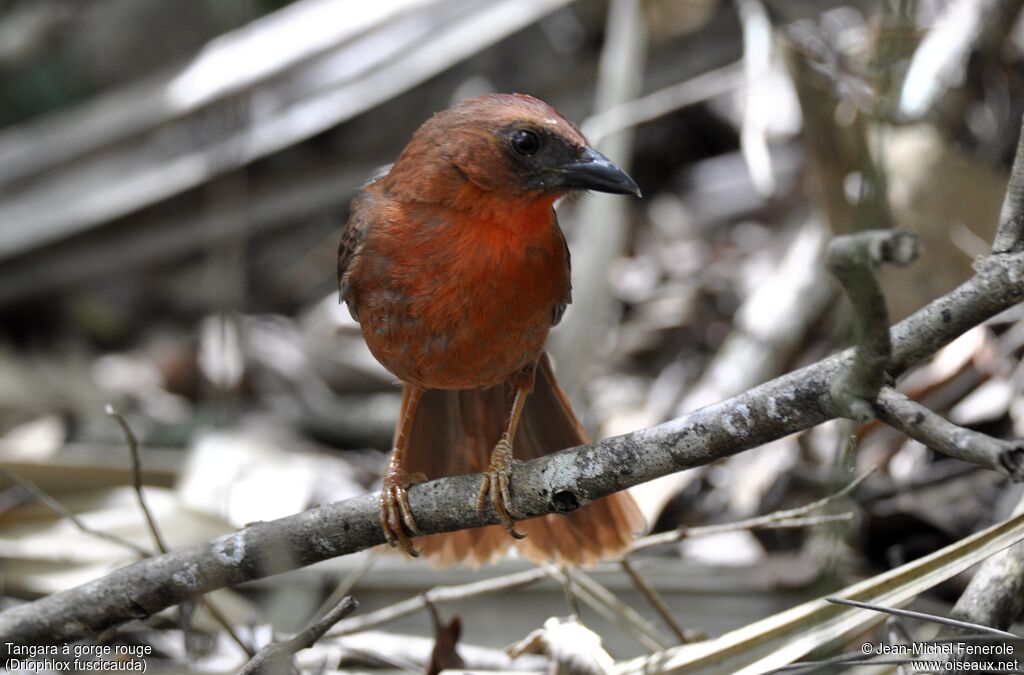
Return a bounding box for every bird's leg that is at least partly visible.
[477,373,533,539]
[380,385,426,556]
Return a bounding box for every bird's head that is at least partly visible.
[384,94,640,208]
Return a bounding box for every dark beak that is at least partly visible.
[557,146,642,197]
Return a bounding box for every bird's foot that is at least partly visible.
[476,437,527,539]
[380,463,426,557]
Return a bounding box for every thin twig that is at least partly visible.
[630,468,873,554]
[311,551,378,623]
[763,513,854,529]
[200,594,254,659]
[539,562,668,652]
[328,568,547,638]
[4,463,254,657]
[106,406,169,554]
[561,564,675,649]
[0,467,152,558]
[619,558,696,644]
[106,405,253,657]
[237,596,357,675]
[826,597,1021,639]
[631,514,853,554]
[559,563,581,621]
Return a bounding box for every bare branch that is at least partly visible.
[1,249,1023,644]
[237,596,357,675]
[106,406,169,555]
[826,229,919,422]
[558,562,582,621]
[0,468,152,558]
[311,551,377,623]
[328,567,546,638]
[541,562,671,651]
[993,116,1024,254]
[633,514,853,558]
[943,493,1024,635]
[4,453,254,657]
[619,558,699,644]
[107,404,253,658]
[629,467,872,554]
[951,557,1024,634]
[875,387,1024,479]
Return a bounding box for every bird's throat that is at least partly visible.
[447,183,560,241]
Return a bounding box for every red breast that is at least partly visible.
[352,183,569,389]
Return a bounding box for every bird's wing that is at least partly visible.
[552,216,573,325]
[337,168,390,319]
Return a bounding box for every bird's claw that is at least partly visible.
[477,438,527,539]
[380,465,425,557]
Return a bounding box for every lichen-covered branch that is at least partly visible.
[1,248,1021,643]
[826,229,919,421]
[875,387,1024,479]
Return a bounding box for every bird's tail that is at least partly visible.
[399,354,644,568]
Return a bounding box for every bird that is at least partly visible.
[338,93,644,567]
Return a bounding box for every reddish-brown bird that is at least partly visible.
[338,93,643,566]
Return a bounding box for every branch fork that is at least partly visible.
[825,228,919,422]
[826,227,1024,480]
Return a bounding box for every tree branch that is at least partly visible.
[993,116,1024,254]
[628,467,871,554]
[106,405,169,554]
[940,494,1024,641]
[0,468,152,558]
[822,228,1024,479]
[826,229,919,421]
[1,249,1023,644]
[875,387,1024,478]
[328,567,547,638]
[237,596,357,675]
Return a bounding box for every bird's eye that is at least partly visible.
[510,129,541,156]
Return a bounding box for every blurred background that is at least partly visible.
[2,0,1024,671]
